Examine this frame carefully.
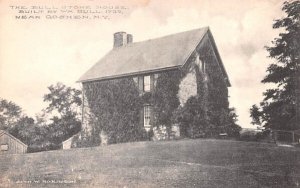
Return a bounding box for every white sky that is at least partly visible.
[0,0,284,128]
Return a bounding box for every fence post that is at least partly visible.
[274,130,278,143]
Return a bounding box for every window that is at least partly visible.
[144,105,151,130]
[201,59,205,73]
[1,144,8,151]
[195,53,201,67]
[144,75,151,92]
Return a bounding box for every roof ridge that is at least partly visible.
[118,26,209,48]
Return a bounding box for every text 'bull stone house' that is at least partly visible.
[78,27,231,145]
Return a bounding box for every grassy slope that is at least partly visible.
[0,139,299,188]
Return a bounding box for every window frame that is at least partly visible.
[0,144,8,151]
[143,75,151,92]
[143,105,151,129]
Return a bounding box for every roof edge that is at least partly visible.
[78,27,210,83]
[78,66,181,83]
[180,27,231,87]
[120,27,210,47]
[0,130,28,147]
[63,131,81,143]
[181,27,209,71]
[206,29,231,87]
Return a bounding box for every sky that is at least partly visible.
[0,0,284,128]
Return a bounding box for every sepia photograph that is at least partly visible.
[0,0,299,187]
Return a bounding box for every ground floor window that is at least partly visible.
[0,144,8,151]
[144,105,151,131]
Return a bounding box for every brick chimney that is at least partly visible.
[113,32,133,48]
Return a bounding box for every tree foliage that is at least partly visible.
[44,82,82,117]
[0,98,22,130]
[250,1,300,130]
[0,98,44,148]
[9,116,35,144]
[172,96,208,138]
[0,83,82,152]
[223,108,241,137]
[43,83,82,145]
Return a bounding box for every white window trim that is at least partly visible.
[1,144,8,151]
[202,59,205,73]
[143,75,151,92]
[144,105,151,131]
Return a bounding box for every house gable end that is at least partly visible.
[0,130,27,148]
[181,30,231,87]
[179,30,230,87]
[204,30,231,87]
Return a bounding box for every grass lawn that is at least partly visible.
[0,139,299,188]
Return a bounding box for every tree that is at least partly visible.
[9,116,37,145]
[44,82,82,117]
[250,1,300,130]
[0,98,41,147]
[0,98,22,130]
[224,108,241,137]
[43,83,82,144]
[172,96,208,138]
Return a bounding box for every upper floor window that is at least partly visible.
[144,75,151,92]
[196,53,205,74]
[201,60,205,74]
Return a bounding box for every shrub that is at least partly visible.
[27,142,61,153]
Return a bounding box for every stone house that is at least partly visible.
[78,27,230,142]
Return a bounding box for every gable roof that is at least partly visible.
[63,132,80,143]
[78,27,230,86]
[0,130,28,147]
